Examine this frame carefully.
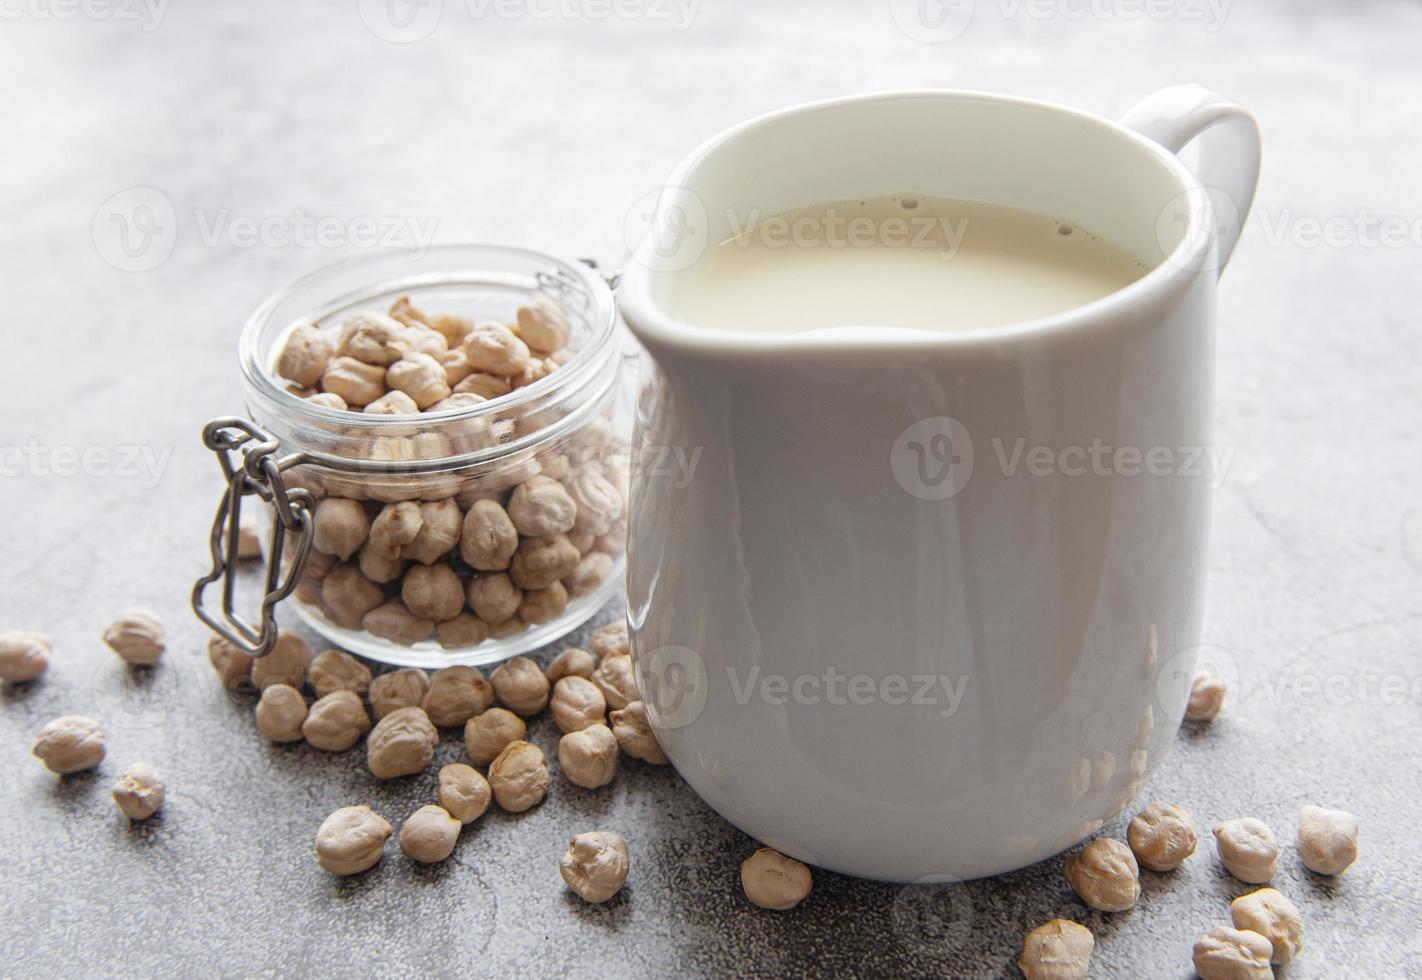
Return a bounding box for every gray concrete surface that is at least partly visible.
[2,1,1420,976]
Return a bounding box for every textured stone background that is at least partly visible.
[1,1,1419,976]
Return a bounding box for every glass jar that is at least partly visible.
[194,245,631,668]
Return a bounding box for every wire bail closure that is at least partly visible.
[191,417,315,658]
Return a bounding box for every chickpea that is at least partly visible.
[302,691,372,751]
[465,707,526,766]
[438,763,491,825]
[565,552,615,599]
[1127,801,1197,872]
[509,534,579,591]
[467,572,522,624]
[322,557,386,625]
[546,647,597,683]
[519,582,568,625]
[1230,887,1303,965]
[560,831,629,904]
[367,706,438,780]
[102,610,165,666]
[344,312,410,366]
[422,666,495,727]
[369,501,424,559]
[1192,926,1274,980]
[459,499,518,571]
[1063,838,1140,912]
[387,352,452,410]
[400,805,461,864]
[402,499,462,565]
[313,498,370,560]
[454,371,514,399]
[1018,919,1094,980]
[276,322,334,388]
[111,762,165,821]
[609,701,669,765]
[296,548,337,606]
[740,848,812,910]
[368,668,431,720]
[250,630,311,691]
[255,684,308,742]
[490,656,550,716]
[589,620,629,659]
[387,294,430,329]
[591,654,638,711]
[309,649,372,699]
[1296,804,1359,875]
[596,520,627,558]
[405,325,449,359]
[359,390,416,416]
[507,475,578,537]
[315,805,392,876]
[207,634,253,691]
[436,613,490,649]
[1186,672,1227,721]
[429,312,474,347]
[33,715,105,774]
[321,356,387,407]
[306,391,348,411]
[559,724,618,789]
[1212,818,1278,884]
[0,630,50,683]
[363,601,434,646]
[236,516,263,559]
[436,347,474,387]
[488,740,550,812]
[549,676,606,734]
[489,616,526,640]
[463,322,530,377]
[564,464,621,537]
[516,298,572,353]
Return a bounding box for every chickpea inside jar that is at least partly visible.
[195,246,632,667]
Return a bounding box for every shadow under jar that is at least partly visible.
[195,245,632,668]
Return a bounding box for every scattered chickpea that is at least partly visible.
[309,649,372,699]
[487,740,550,812]
[33,715,105,774]
[400,804,462,864]
[463,322,530,377]
[591,654,638,711]
[560,831,629,904]
[112,762,165,821]
[422,666,495,727]
[490,656,551,716]
[465,707,526,766]
[236,516,263,559]
[517,298,572,354]
[741,847,812,910]
[436,613,490,649]
[509,534,580,590]
[559,724,619,789]
[363,601,434,646]
[1063,838,1140,912]
[207,634,253,691]
[589,620,630,659]
[102,610,165,666]
[255,684,308,742]
[1127,801,1197,872]
[313,498,370,560]
[250,631,311,691]
[1296,804,1359,875]
[322,564,386,629]
[1186,672,1227,721]
[1192,925,1275,980]
[550,676,607,734]
[0,630,49,683]
[1230,887,1304,965]
[1018,919,1094,980]
[276,322,334,388]
[507,475,578,537]
[468,573,522,625]
[315,805,392,876]
[609,701,669,765]
[386,352,452,410]
[438,763,491,825]
[1213,818,1279,884]
[459,499,519,571]
[302,691,372,751]
[546,647,597,683]
[369,668,431,720]
[367,706,439,780]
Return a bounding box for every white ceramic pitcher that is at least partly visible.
[616,86,1260,882]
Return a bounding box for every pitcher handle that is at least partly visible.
[1121,84,1261,275]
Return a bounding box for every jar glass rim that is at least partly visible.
[237,243,621,470]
